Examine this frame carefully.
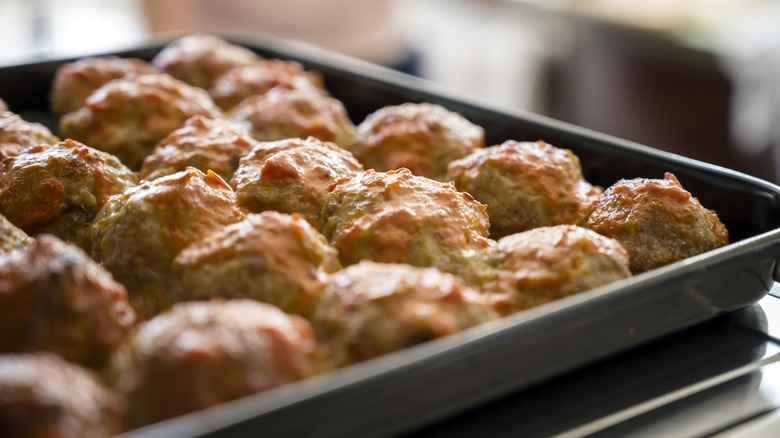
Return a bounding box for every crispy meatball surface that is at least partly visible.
[0,139,138,245]
[231,137,363,227]
[0,111,58,159]
[50,56,157,116]
[139,115,257,182]
[172,212,341,315]
[0,353,123,438]
[59,73,221,170]
[110,299,320,429]
[151,34,261,89]
[229,87,357,147]
[309,261,497,368]
[0,214,33,253]
[0,235,136,368]
[87,168,243,318]
[448,140,603,238]
[350,102,484,181]
[587,173,729,274]
[321,169,491,273]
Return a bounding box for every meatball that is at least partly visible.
[151,34,261,89]
[0,235,136,368]
[209,59,326,110]
[87,168,243,317]
[229,87,357,148]
[586,173,729,274]
[0,111,59,159]
[172,212,340,315]
[463,225,631,316]
[0,353,123,438]
[0,214,33,253]
[447,140,603,238]
[309,261,497,368]
[59,73,221,170]
[231,137,363,227]
[50,56,157,116]
[139,115,257,182]
[0,139,138,246]
[109,299,320,429]
[350,102,484,181]
[320,169,492,273]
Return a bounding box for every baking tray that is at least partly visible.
[3,34,780,438]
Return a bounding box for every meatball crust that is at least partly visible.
[463,225,631,316]
[139,115,257,182]
[0,111,59,159]
[151,34,261,89]
[0,353,123,438]
[350,102,484,181]
[309,261,497,368]
[87,168,243,317]
[109,299,320,429]
[0,139,138,245]
[586,173,729,274]
[320,169,492,273]
[50,56,157,116]
[229,87,357,147]
[447,140,603,238]
[59,73,221,170]
[0,235,136,369]
[0,214,33,253]
[231,137,363,227]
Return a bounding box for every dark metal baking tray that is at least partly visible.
[2,34,780,438]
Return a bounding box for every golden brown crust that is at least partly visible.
[586,173,729,274]
[448,140,603,238]
[0,111,59,160]
[0,214,33,253]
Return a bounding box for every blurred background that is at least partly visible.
[1,0,780,182]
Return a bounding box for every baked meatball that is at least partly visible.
[110,299,320,429]
[0,353,123,438]
[320,169,492,273]
[350,102,484,181]
[172,212,340,315]
[209,59,326,110]
[139,115,257,182]
[0,235,136,369]
[447,140,603,238]
[231,137,363,227]
[87,168,243,317]
[586,173,729,274]
[309,261,497,368]
[463,225,631,316]
[50,56,157,116]
[151,34,261,89]
[0,111,59,159]
[59,73,221,170]
[0,139,138,245]
[0,214,33,253]
[229,87,357,148]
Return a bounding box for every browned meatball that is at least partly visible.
[229,87,357,147]
[0,353,123,438]
[447,140,603,238]
[309,261,497,368]
[350,102,484,181]
[586,173,729,274]
[172,212,340,315]
[0,214,33,253]
[0,111,58,159]
[463,225,631,316]
[59,73,221,170]
[231,137,363,227]
[151,34,261,89]
[139,115,257,182]
[50,56,157,116]
[87,168,243,317]
[0,235,136,368]
[209,59,326,110]
[321,169,491,273]
[0,139,138,246]
[109,299,320,429]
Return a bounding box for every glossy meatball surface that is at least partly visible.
[0,111,58,160]
[0,214,33,253]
